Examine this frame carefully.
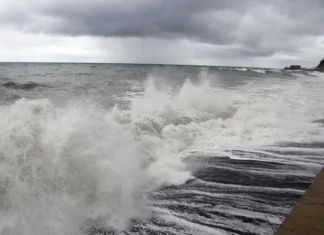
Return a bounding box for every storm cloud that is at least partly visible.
[0,0,324,66]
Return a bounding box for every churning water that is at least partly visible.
[0,63,323,234]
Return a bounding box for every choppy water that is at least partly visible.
[0,63,323,235]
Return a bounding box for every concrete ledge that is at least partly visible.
[274,168,324,235]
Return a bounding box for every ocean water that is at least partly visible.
[0,63,323,235]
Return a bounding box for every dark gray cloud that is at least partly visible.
[1,0,246,44]
[0,0,324,65]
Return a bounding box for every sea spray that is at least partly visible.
[0,78,233,234]
[0,97,190,234]
[0,74,324,234]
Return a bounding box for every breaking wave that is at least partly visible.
[0,76,323,234]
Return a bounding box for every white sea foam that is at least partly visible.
[0,98,191,234]
[250,69,267,74]
[236,68,248,71]
[0,73,324,234]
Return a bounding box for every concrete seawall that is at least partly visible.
[274,168,324,235]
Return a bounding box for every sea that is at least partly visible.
[0,63,323,235]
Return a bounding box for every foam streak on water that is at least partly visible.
[0,63,323,234]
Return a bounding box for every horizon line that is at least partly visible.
[0,61,274,69]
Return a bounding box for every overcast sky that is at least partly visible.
[0,0,323,67]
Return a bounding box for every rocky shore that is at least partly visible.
[284,58,324,71]
[316,58,324,71]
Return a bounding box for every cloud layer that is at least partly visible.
[0,0,324,66]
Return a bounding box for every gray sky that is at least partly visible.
[0,0,323,67]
